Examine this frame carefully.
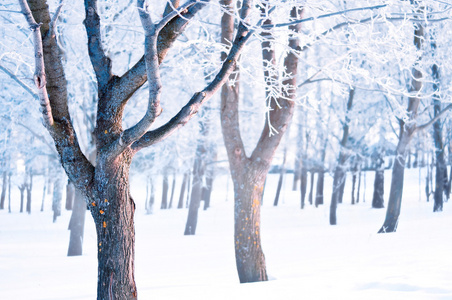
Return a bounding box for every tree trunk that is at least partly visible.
[52,176,63,223]
[67,187,87,256]
[202,173,214,210]
[351,171,356,205]
[300,165,308,209]
[8,173,11,213]
[372,169,385,208]
[26,171,33,214]
[92,154,137,300]
[184,154,205,235]
[356,169,361,204]
[378,9,423,233]
[161,171,169,209]
[146,177,155,215]
[20,185,25,213]
[178,172,188,209]
[40,178,47,212]
[308,171,314,205]
[66,180,75,210]
[432,53,444,212]
[315,169,325,207]
[273,148,287,206]
[330,88,354,225]
[0,170,7,209]
[168,173,176,209]
[233,166,268,283]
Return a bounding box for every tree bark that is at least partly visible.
[372,153,385,208]
[273,148,287,206]
[52,176,63,223]
[308,171,315,205]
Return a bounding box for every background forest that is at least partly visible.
[0,0,451,299]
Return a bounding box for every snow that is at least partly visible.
[1,169,451,300]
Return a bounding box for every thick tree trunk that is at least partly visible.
[233,166,268,283]
[92,154,137,300]
[67,188,87,256]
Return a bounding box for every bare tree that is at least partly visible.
[19,0,258,297]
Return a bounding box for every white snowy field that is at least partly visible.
[0,168,451,300]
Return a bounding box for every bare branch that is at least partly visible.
[262,4,387,29]
[416,104,452,132]
[131,0,254,152]
[18,0,54,128]
[0,63,38,99]
[84,0,112,90]
[48,0,64,40]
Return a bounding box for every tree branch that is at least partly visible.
[416,104,452,132]
[18,0,54,128]
[0,63,38,99]
[131,0,254,152]
[84,0,112,91]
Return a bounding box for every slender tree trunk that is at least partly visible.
[315,169,325,207]
[40,178,47,212]
[20,185,25,213]
[184,152,205,235]
[0,170,7,210]
[8,173,11,213]
[432,52,444,212]
[178,172,188,209]
[308,171,314,205]
[202,172,214,210]
[273,148,287,206]
[66,180,75,210]
[356,169,361,204]
[161,171,169,209]
[146,177,155,215]
[52,176,63,223]
[26,172,33,214]
[168,172,176,209]
[300,165,308,209]
[330,88,354,225]
[67,188,87,256]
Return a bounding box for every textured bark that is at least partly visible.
[220,1,302,283]
[67,188,87,256]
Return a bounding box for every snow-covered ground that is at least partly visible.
[1,168,451,300]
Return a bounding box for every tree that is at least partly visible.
[220,1,302,283]
[19,0,258,297]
